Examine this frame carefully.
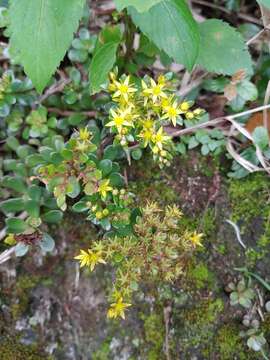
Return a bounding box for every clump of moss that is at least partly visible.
[184,298,224,326]
[173,298,224,356]
[229,173,270,267]
[11,275,40,320]
[229,173,269,224]
[0,336,49,360]
[92,338,111,360]
[211,324,260,360]
[141,312,165,360]
[186,261,215,289]
[200,208,217,236]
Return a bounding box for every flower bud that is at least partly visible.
[180,102,190,112]
[103,209,109,216]
[96,211,103,220]
[185,112,194,120]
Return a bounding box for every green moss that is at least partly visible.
[211,324,260,360]
[11,275,40,320]
[186,262,215,289]
[229,173,269,224]
[229,173,270,266]
[0,337,49,360]
[92,338,111,360]
[184,298,224,325]
[141,312,165,360]
[175,297,224,353]
[245,248,264,267]
[217,244,226,255]
[130,176,178,206]
[200,208,217,236]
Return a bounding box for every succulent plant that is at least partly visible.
[228,279,255,309]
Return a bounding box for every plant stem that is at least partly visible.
[123,12,135,66]
[261,349,269,360]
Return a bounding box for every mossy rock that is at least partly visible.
[0,337,49,360]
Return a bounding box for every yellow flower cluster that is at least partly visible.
[106,73,204,166]
[74,202,204,320]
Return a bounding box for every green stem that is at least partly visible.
[261,348,269,360]
[123,12,135,65]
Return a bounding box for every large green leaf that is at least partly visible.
[114,0,162,12]
[257,0,270,8]
[89,42,119,94]
[197,19,253,75]
[6,217,28,234]
[0,198,25,214]
[128,0,199,71]
[9,0,85,92]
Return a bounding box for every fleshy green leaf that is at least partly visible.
[42,210,63,223]
[99,159,113,176]
[128,0,199,71]
[15,243,29,257]
[131,148,142,160]
[2,176,26,193]
[104,145,121,160]
[114,0,162,12]
[28,185,42,202]
[252,126,270,150]
[89,42,119,94]
[9,0,85,92]
[6,217,28,234]
[197,19,253,75]
[25,200,40,218]
[0,198,25,214]
[39,233,55,252]
[109,172,125,187]
[72,201,89,213]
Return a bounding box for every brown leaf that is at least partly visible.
[231,69,246,84]
[245,111,270,135]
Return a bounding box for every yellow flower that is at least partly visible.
[107,297,132,319]
[106,108,133,133]
[138,128,153,147]
[76,141,89,152]
[141,80,152,106]
[162,99,182,126]
[138,118,154,147]
[112,76,137,102]
[189,231,203,247]
[79,127,91,141]
[143,118,154,129]
[180,101,191,112]
[98,179,113,198]
[161,96,171,110]
[74,249,106,271]
[143,78,167,103]
[152,127,170,151]
[157,74,166,86]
